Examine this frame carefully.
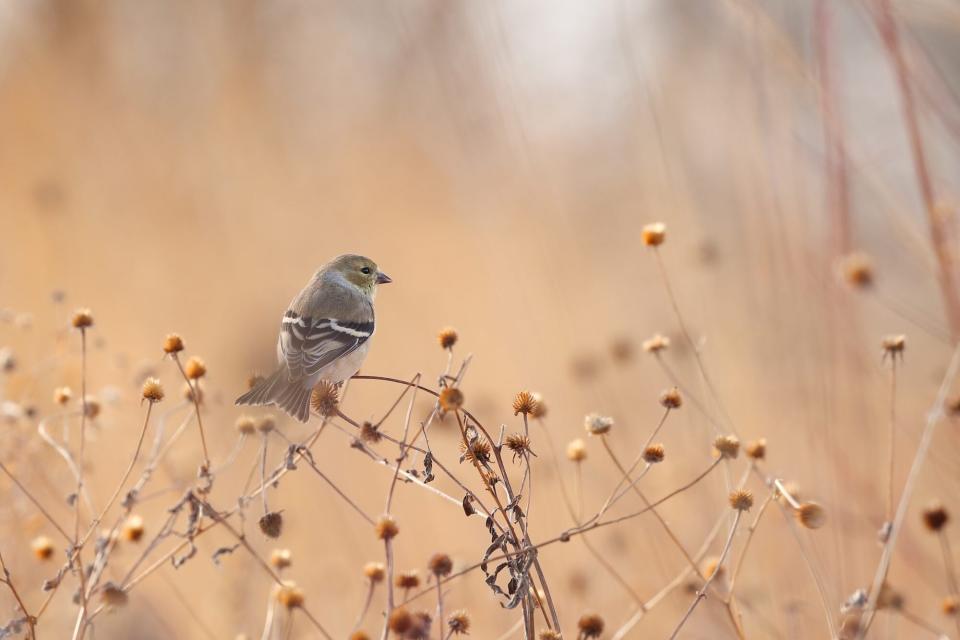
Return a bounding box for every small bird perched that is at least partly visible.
[236,254,391,422]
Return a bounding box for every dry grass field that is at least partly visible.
[2,1,960,638]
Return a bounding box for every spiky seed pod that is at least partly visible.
[729,489,754,511]
[141,378,164,403]
[121,515,145,542]
[577,613,605,638]
[259,512,283,538]
[274,581,304,609]
[162,334,184,354]
[923,503,949,531]
[71,308,94,329]
[360,421,381,443]
[53,386,72,406]
[184,357,206,380]
[363,561,386,583]
[388,608,413,634]
[641,222,666,247]
[270,548,292,569]
[745,439,766,460]
[428,553,453,577]
[642,333,670,353]
[439,387,464,413]
[100,582,128,607]
[459,439,491,464]
[796,502,827,529]
[840,252,873,288]
[448,610,471,635]
[942,595,959,615]
[713,435,740,459]
[235,415,256,435]
[529,392,547,418]
[643,444,665,463]
[505,433,533,460]
[513,391,538,416]
[584,413,614,435]
[309,380,339,417]
[31,536,54,560]
[376,515,399,540]
[395,570,420,590]
[659,387,682,409]
[438,327,458,350]
[566,438,587,462]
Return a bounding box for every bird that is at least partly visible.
[236,254,391,422]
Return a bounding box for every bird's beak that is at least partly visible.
[376,271,393,285]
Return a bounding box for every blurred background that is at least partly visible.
[1,0,960,638]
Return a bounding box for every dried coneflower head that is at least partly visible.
[71,308,94,329]
[745,438,766,460]
[310,380,340,417]
[270,548,292,569]
[53,386,72,406]
[363,561,386,583]
[258,512,283,538]
[796,502,827,529]
[235,415,256,435]
[642,333,670,353]
[121,515,145,542]
[83,396,101,419]
[923,502,949,531]
[447,610,470,635]
[881,334,906,358]
[513,391,539,416]
[659,387,682,409]
[729,489,754,511]
[162,334,184,354]
[643,444,665,464]
[360,421,381,444]
[577,612,605,638]
[529,392,547,418]
[141,378,164,403]
[428,553,453,577]
[31,536,54,560]
[840,251,873,288]
[713,435,740,459]
[100,582,128,607]
[439,387,464,413]
[566,438,588,462]
[641,222,667,247]
[702,556,725,580]
[256,415,276,434]
[388,608,413,634]
[942,595,959,615]
[184,357,206,380]
[584,413,614,435]
[376,515,399,540]
[395,570,420,590]
[274,581,304,609]
[438,327,459,350]
[505,433,533,460]
[459,438,491,464]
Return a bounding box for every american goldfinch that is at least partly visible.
[236,254,392,422]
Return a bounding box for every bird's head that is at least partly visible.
[327,254,392,295]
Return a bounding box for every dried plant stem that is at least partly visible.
[0,550,36,639]
[886,357,897,524]
[298,454,375,525]
[0,460,71,541]
[435,580,445,640]
[938,531,960,639]
[727,489,774,597]
[351,581,376,633]
[72,327,91,640]
[171,353,211,469]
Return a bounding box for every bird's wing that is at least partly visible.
[279,310,374,379]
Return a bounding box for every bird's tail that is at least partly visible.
[235,368,312,423]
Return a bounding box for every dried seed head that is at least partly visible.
[643,444,665,464]
[428,553,453,577]
[395,570,420,590]
[0,349,15,373]
[310,380,340,417]
[410,611,432,639]
[659,387,682,409]
[796,502,827,529]
[360,421,381,444]
[538,632,562,640]
[162,334,184,354]
[505,433,533,459]
[274,581,304,609]
[256,415,276,434]
[439,387,464,413]
[388,608,413,634]
[712,435,740,459]
[141,377,164,403]
[459,438,491,464]
[100,582,128,607]
[942,595,959,615]
[259,512,283,538]
[31,536,54,560]
[53,386,72,406]
[729,489,754,511]
[182,383,203,404]
[71,308,94,329]
[923,502,949,532]
[82,396,101,419]
[448,609,471,635]
[235,415,256,435]
[840,252,873,288]
[642,333,670,353]
[566,438,588,462]
[350,632,371,640]
[438,327,458,350]
[876,582,903,610]
[702,556,725,580]
[363,561,386,583]
[184,357,206,380]
[121,515,145,542]
[745,438,766,460]
[529,392,547,418]
[641,222,667,247]
[584,412,614,435]
[513,391,539,416]
[881,334,906,357]
[577,612,605,638]
[270,548,292,569]
[376,515,399,540]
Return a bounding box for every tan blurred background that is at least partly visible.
[2,0,960,638]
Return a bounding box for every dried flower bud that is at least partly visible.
[923,502,949,532]
[71,308,94,329]
[270,548,292,569]
[796,502,827,529]
[162,334,184,354]
[505,433,533,460]
[350,632,371,640]
[566,439,587,462]
[840,252,873,288]
[438,327,458,350]
[538,632,562,640]
[439,387,464,413]
[712,435,740,459]
[100,582,128,607]
[428,553,453,577]
[376,515,399,540]
[184,357,206,380]
[577,612,605,638]
[274,581,304,609]
[642,333,670,353]
[235,415,256,435]
[256,415,276,434]
[881,334,906,358]
[259,512,283,538]
[364,561,386,583]
[121,515,145,542]
[641,222,666,247]
[745,438,766,460]
[310,380,340,417]
[360,421,381,444]
[82,396,101,419]
[448,609,471,635]
[584,413,614,435]
[942,595,959,615]
[459,439,491,464]
[141,378,164,403]
[643,444,665,464]
[53,386,72,406]
[395,570,420,590]
[659,387,682,409]
[729,489,754,511]
[513,391,539,416]
[31,536,54,560]
[388,608,413,634]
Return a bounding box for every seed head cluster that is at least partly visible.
[310,379,340,417]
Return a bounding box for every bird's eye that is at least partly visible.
[360,267,372,275]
